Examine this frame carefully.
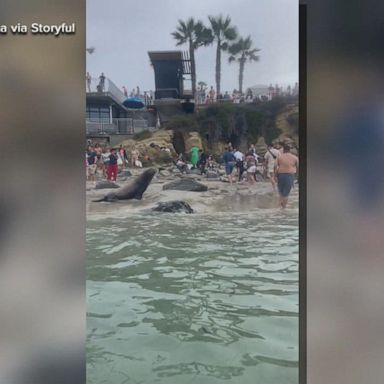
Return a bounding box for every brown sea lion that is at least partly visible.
[93,168,156,202]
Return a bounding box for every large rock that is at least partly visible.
[95,180,120,189]
[159,170,171,177]
[119,129,176,165]
[255,136,268,157]
[163,178,208,192]
[186,168,201,175]
[206,170,219,179]
[151,201,194,214]
[183,131,203,152]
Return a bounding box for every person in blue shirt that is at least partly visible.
[222,146,236,185]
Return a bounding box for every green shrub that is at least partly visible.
[133,130,152,141]
[165,115,199,131]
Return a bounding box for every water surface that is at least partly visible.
[87,195,298,384]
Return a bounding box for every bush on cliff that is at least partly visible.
[133,130,153,141]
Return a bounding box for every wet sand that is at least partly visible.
[86,168,297,218]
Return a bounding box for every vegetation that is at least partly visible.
[171,18,212,97]
[133,129,152,141]
[207,15,238,96]
[163,98,296,153]
[170,15,264,97]
[164,115,199,132]
[287,112,299,127]
[228,36,260,94]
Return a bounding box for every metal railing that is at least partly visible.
[86,76,125,103]
[86,118,149,135]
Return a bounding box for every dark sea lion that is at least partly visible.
[93,168,156,202]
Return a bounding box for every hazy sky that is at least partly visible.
[86,0,298,93]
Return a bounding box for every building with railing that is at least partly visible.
[86,76,154,137]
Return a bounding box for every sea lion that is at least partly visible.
[93,168,156,202]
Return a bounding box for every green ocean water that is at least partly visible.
[87,197,298,384]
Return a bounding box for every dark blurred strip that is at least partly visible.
[298,5,307,384]
[0,1,85,383]
[304,0,384,383]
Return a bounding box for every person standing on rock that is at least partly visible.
[275,144,298,208]
[190,146,200,169]
[223,146,236,185]
[264,143,280,191]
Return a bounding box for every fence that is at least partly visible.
[86,118,149,135]
[86,76,126,103]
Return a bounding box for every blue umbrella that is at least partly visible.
[123,97,145,109]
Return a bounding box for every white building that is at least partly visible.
[247,84,272,100]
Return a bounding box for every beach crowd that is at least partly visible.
[86,140,298,208]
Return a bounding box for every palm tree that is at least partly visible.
[228,35,260,95]
[171,18,212,98]
[208,15,238,97]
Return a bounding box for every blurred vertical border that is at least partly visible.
[303,0,384,383]
[299,4,307,384]
[0,1,85,383]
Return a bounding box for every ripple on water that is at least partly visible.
[87,209,298,384]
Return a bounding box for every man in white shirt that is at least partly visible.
[233,149,244,161]
[233,149,245,182]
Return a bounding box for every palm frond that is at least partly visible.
[224,26,237,41]
[223,15,231,29]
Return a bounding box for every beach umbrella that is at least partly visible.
[123,97,145,109]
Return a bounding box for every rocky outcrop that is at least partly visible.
[151,201,194,213]
[183,131,203,152]
[163,178,208,192]
[274,104,299,152]
[119,130,176,165]
[255,136,268,157]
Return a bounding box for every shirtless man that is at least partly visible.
[275,144,298,208]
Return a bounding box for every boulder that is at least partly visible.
[206,170,219,179]
[95,180,120,189]
[151,201,194,214]
[163,178,208,192]
[118,129,176,165]
[186,168,201,175]
[184,131,203,152]
[255,136,268,157]
[159,170,171,177]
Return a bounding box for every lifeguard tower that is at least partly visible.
[148,50,195,122]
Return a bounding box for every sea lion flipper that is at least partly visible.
[133,192,143,200]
